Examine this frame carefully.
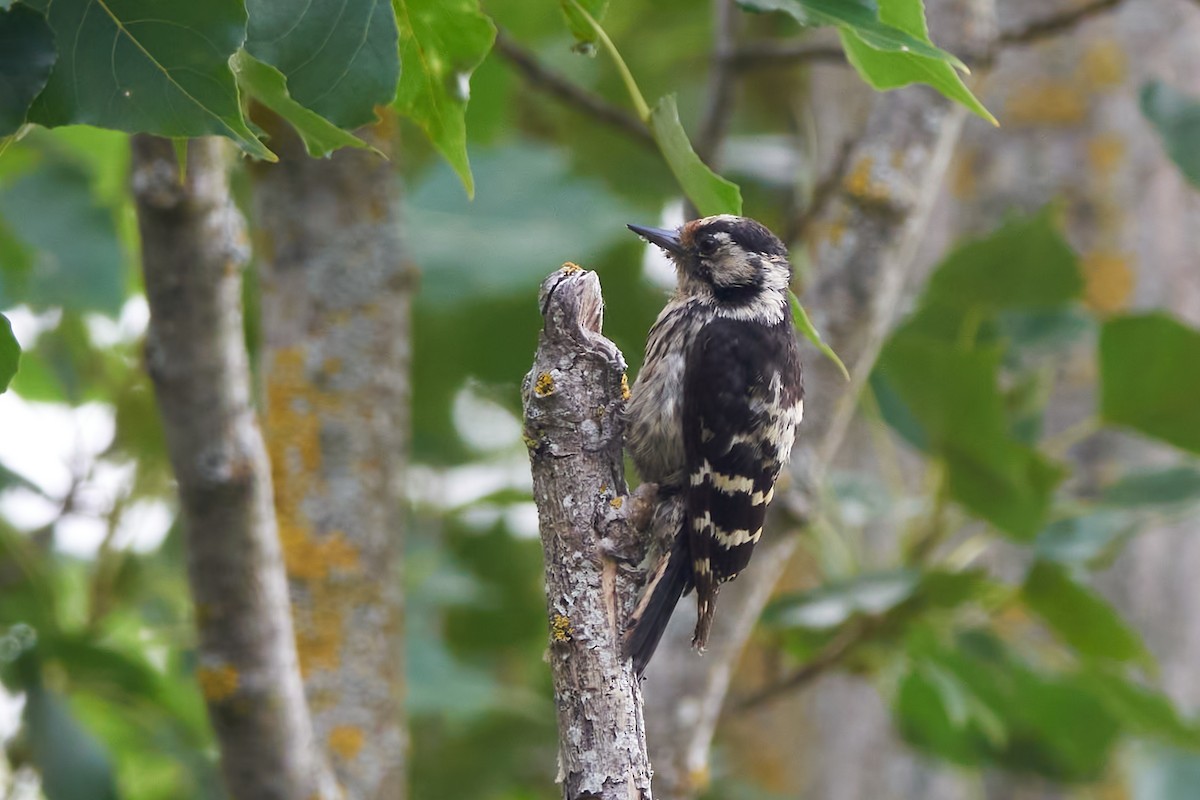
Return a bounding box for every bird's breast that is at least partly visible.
[625,302,708,486]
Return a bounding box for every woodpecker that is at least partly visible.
[623,215,804,677]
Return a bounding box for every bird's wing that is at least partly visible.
[682,317,800,646]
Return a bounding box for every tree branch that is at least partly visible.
[733,618,870,713]
[248,111,411,798]
[695,0,742,165]
[493,29,656,150]
[785,134,858,247]
[731,0,1127,71]
[729,41,845,71]
[997,0,1125,48]
[523,266,653,800]
[132,135,335,800]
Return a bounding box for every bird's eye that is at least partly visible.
[697,235,718,256]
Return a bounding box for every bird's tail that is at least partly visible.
[625,531,691,677]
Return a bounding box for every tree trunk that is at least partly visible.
[719,1,1200,797]
[132,135,336,800]
[248,112,412,799]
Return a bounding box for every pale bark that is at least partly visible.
[132,136,335,800]
[523,267,653,800]
[248,114,410,799]
[640,3,996,796]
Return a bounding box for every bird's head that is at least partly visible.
[628,215,792,309]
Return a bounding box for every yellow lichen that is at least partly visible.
[1087,134,1124,176]
[843,156,890,203]
[1081,251,1135,314]
[328,725,365,761]
[950,151,977,199]
[1005,81,1088,127]
[561,262,583,274]
[687,764,712,793]
[264,345,366,676]
[284,531,360,582]
[197,665,239,702]
[534,372,555,397]
[817,215,847,247]
[522,432,541,450]
[620,373,631,401]
[1079,39,1126,90]
[550,614,573,643]
[295,578,382,675]
[610,496,624,510]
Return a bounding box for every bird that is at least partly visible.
[623,214,804,677]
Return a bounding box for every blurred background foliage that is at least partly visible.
[2,0,1200,798]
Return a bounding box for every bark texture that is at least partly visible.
[248,113,411,799]
[641,3,996,796]
[131,135,335,800]
[523,267,653,800]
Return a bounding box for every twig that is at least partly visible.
[997,0,1124,48]
[786,135,857,246]
[973,0,1128,69]
[695,0,742,165]
[492,28,656,150]
[735,619,869,713]
[729,42,845,71]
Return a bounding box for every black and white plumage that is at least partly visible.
[623,215,804,677]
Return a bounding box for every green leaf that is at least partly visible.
[0,312,17,392]
[24,684,119,800]
[765,569,920,630]
[245,0,400,130]
[1022,561,1149,665]
[839,14,995,125]
[559,0,609,48]
[232,52,374,159]
[1034,511,1137,567]
[394,0,496,198]
[1140,80,1200,188]
[1081,672,1200,750]
[25,0,272,160]
[790,291,849,380]
[926,211,1083,311]
[0,163,125,316]
[1101,465,1200,510]
[738,0,962,67]
[1100,313,1200,454]
[898,660,1009,760]
[900,629,1124,780]
[0,4,56,136]
[997,307,1092,353]
[870,369,929,450]
[649,95,742,217]
[877,337,1064,538]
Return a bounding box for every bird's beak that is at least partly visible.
[627,224,684,256]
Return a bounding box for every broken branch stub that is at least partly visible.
[523,266,653,800]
